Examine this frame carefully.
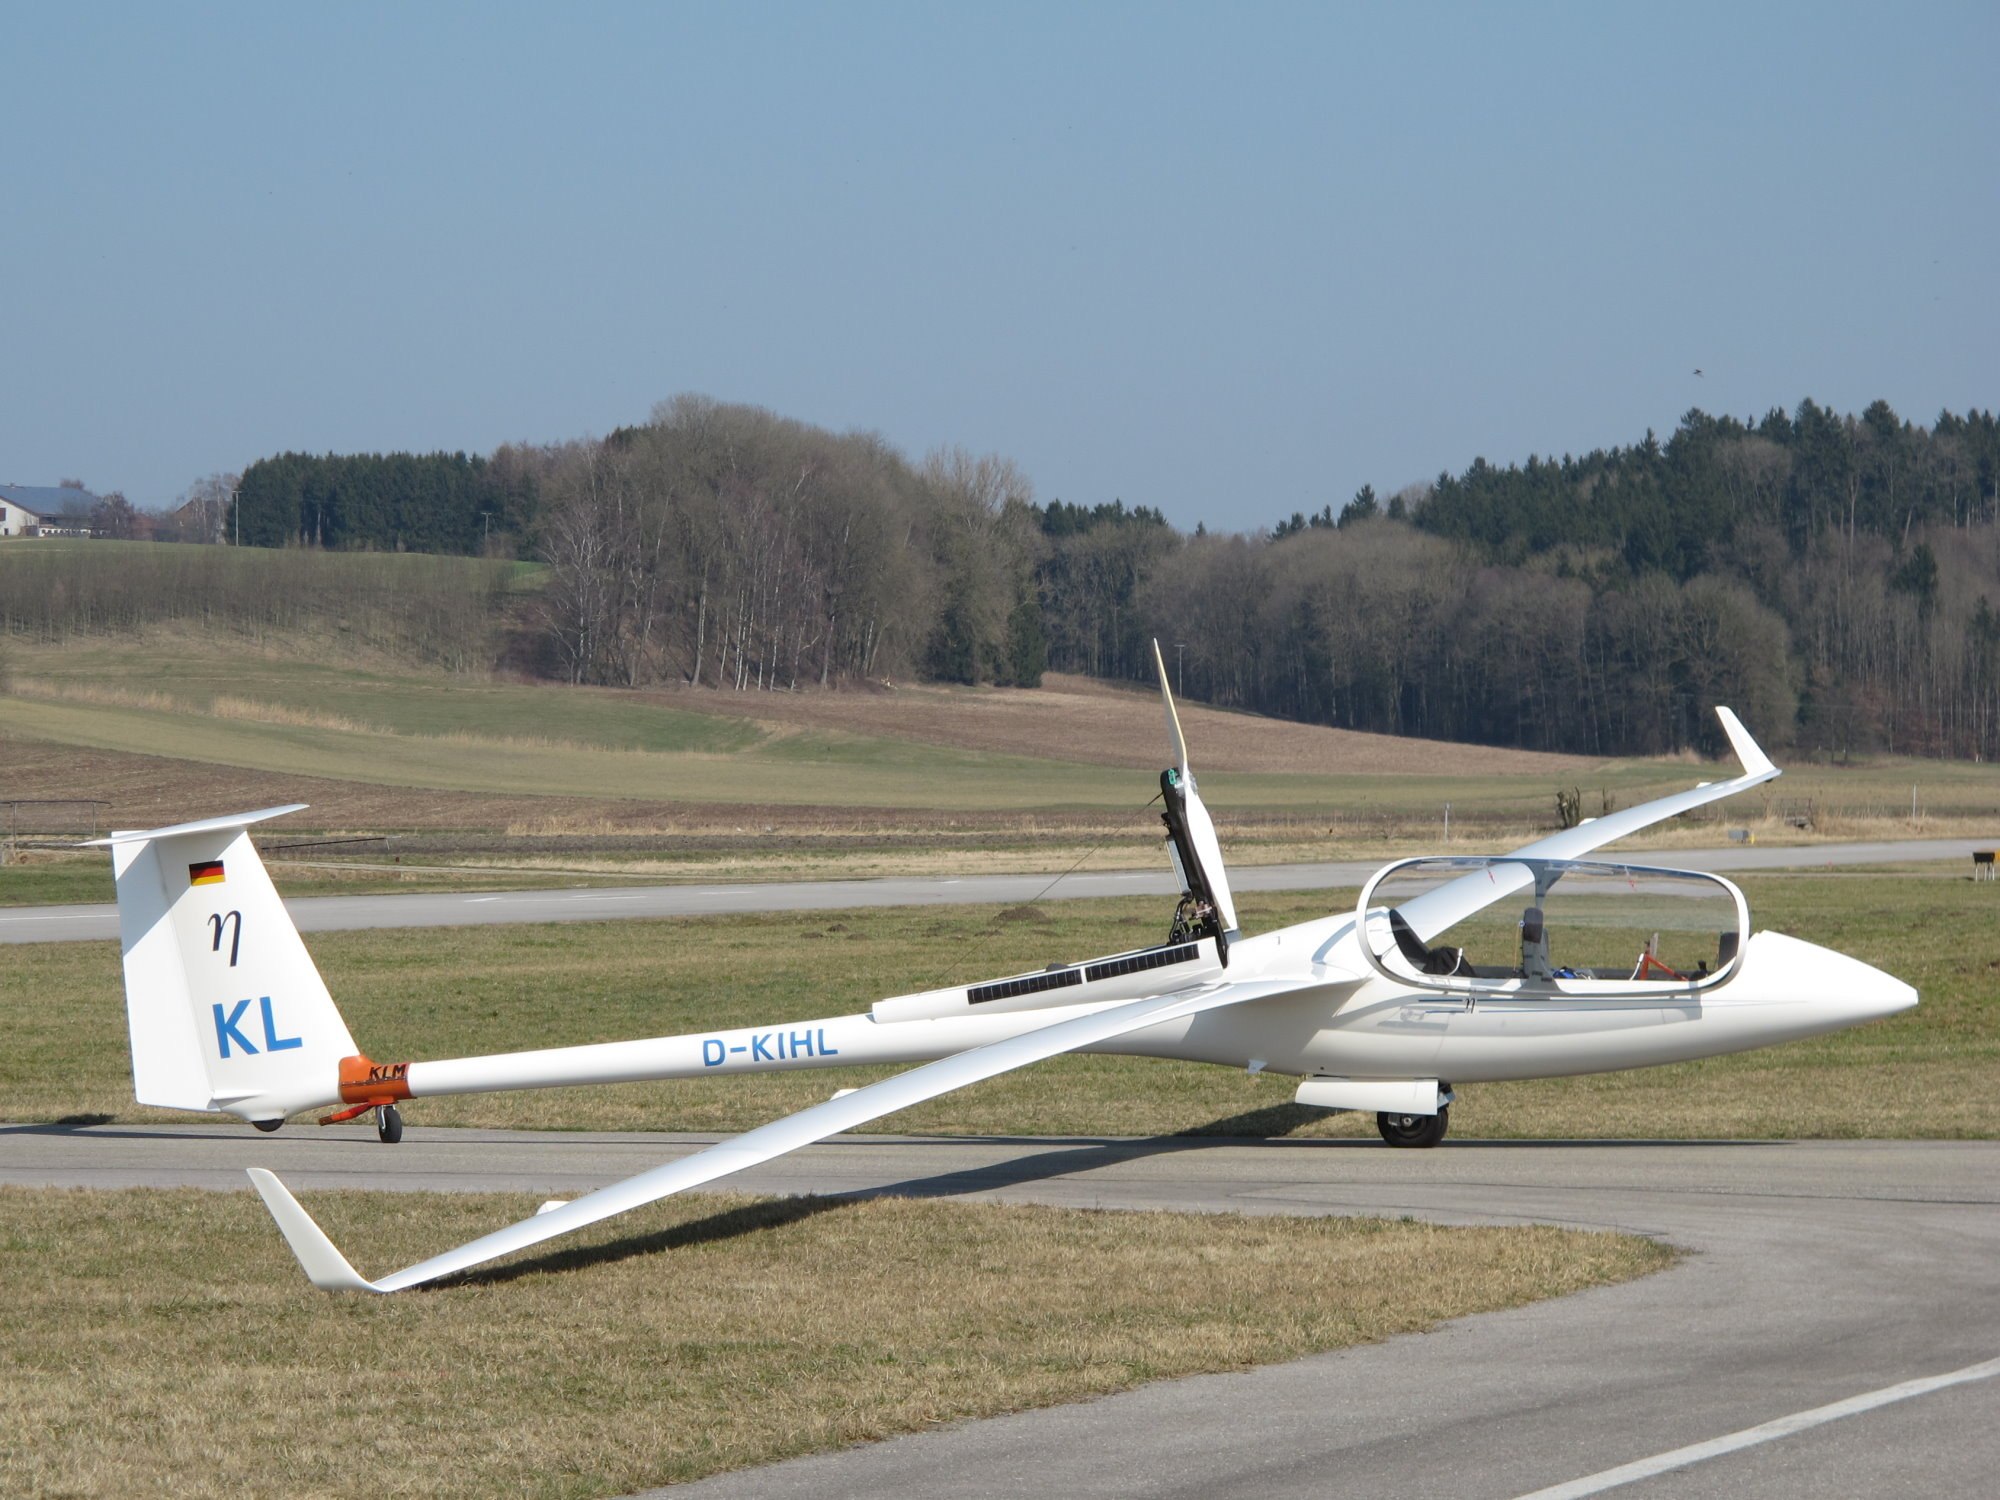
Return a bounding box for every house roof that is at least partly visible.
[0,484,99,519]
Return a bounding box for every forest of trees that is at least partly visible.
[489,397,1046,691]
[235,451,534,554]
[219,397,2000,760]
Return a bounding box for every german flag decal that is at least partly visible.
[188,860,226,887]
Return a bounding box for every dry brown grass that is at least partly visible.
[207,693,377,734]
[1626,809,2000,850]
[0,733,942,838]
[0,1186,1668,1499]
[12,678,667,756]
[8,679,187,714]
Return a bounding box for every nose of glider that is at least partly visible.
[1853,966,1919,1023]
[1742,932,1917,1032]
[1811,944,1919,1027]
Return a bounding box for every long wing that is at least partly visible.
[250,973,1320,1293]
[1396,707,1779,943]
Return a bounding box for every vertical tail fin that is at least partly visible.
[89,806,355,1123]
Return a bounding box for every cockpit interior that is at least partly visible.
[1362,856,1750,996]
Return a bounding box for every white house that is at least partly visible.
[0,495,44,537]
[0,484,96,538]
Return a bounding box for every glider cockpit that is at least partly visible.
[1358,855,1750,1001]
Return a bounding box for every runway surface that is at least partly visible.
[1,836,1985,943]
[7,1124,1995,1499]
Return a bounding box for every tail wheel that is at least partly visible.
[375,1103,404,1145]
[1377,1103,1449,1148]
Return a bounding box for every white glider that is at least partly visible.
[94,651,1915,1291]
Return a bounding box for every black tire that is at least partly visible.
[1377,1103,1449,1148]
[376,1103,404,1145]
[251,1118,283,1134]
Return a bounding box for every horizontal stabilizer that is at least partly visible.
[85,804,309,848]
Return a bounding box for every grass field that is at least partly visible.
[0,863,1973,1495]
[8,636,1603,774]
[6,634,1994,844]
[6,875,1993,1140]
[6,631,1995,917]
[0,1187,1665,1500]
[0,633,1784,816]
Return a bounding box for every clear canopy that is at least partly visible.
[1358,856,1748,995]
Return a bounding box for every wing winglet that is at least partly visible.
[1393,707,1782,944]
[1715,707,1775,780]
[246,1168,384,1293]
[254,976,1320,1294]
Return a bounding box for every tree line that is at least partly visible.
[214,396,2000,759]
[1113,403,2000,760]
[234,451,533,555]
[0,544,508,672]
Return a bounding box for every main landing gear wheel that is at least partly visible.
[375,1103,404,1145]
[251,1118,283,1134]
[1377,1103,1449,1148]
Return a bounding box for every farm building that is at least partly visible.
[0,491,44,537]
[0,484,97,538]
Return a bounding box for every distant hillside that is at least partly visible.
[644,673,1602,778]
[34,396,2000,762]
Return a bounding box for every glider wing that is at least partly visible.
[1395,707,1781,943]
[250,972,1319,1293]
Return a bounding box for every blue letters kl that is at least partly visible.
[702,1028,840,1068]
[213,997,303,1059]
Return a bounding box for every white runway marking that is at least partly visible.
[464,897,501,903]
[1512,1354,2000,1499]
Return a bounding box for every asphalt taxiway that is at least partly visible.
[0,836,1985,944]
[6,1125,1994,1499]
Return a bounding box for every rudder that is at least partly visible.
[93,805,355,1123]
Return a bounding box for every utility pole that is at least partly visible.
[1174,641,1186,697]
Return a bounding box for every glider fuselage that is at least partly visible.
[378,909,1913,1120]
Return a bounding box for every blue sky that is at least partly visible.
[3,1,1993,529]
